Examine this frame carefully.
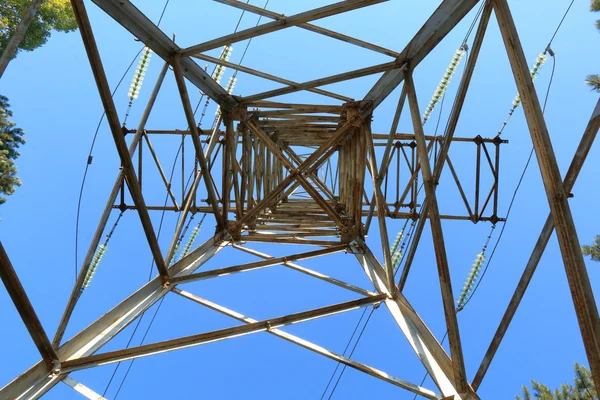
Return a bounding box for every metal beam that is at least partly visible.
[90,0,236,108]
[0,243,58,368]
[397,1,493,291]
[245,120,344,225]
[0,237,226,399]
[172,56,224,227]
[364,123,396,291]
[182,0,387,55]
[231,114,363,232]
[174,289,438,399]
[351,240,476,398]
[192,53,353,102]
[171,245,347,285]
[60,294,387,372]
[363,0,480,109]
[70,0,170,282]
[365,85,406,233]
[62,377,106,400]
[404,70,469,393]
[471,75,600,391]
[241,61,400,104]
[53,62,170,348]
[494,0,600,390]
[215,0,399,58]
[232,244,376,297]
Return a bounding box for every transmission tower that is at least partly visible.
[1,0,599,399]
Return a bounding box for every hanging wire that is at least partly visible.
[103,3,269,397]
[192,0,250,116]
[321,48,457,399]
[461,2,486,46]
[322,1,576,395]
[408,3,568,396]
[497,52,549,135]
[74,48,143,281]
[74,0,173,281]
[459,29,560,312]
[461,58,556,309]
[409,53,557,400]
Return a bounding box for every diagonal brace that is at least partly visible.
[70,0,169,281]
[174,288,439,399]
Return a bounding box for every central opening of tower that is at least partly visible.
[225,100,368,246]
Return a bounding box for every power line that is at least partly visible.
[321,18,477,397]
[460,53,556,311]
[409,2,566,395]
[74,0,172,280]
[74,47,143,281]
[410,56,557,399]
[103,2,269,396]
[460,0,572,310]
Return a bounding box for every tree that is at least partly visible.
[586,0,600,92]
[0,95,25,204]
[0,0,77,60]
[516,363,597,400]
[583,235,600,262]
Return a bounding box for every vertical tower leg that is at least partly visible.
[494,0,600,389]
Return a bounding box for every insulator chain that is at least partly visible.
[82,211,125,291]
[498,52,550,135]
[128,47,152,102]
[422,46,466,125]
[456,224,496,311]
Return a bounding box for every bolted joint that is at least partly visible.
[230,105,247,121]
[289,168,299,177]
[554,191,567,201]
[227,220,242,241]
[118,202,128,213]
[492,134,508,145]
[50,361,61,376]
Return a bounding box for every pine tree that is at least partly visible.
[583,235,600,262]
[587,0,600,92]
[0,95,25,204]
[516,363,597,400]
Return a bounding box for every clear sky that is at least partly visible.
[1,0,600,399]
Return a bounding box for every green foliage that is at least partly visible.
[582,235,600,262]
[586,75,600,92]
[589,0,600,92]
[516,363,596,400]
[0,0,77,59]
[0,95,25,204]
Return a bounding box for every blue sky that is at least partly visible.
[1,0,600,399]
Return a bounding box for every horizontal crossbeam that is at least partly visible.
[174,289,438,399]
[60,294,387,372]
[182,0,387,55]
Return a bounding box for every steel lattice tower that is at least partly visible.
[1,0,600,399]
